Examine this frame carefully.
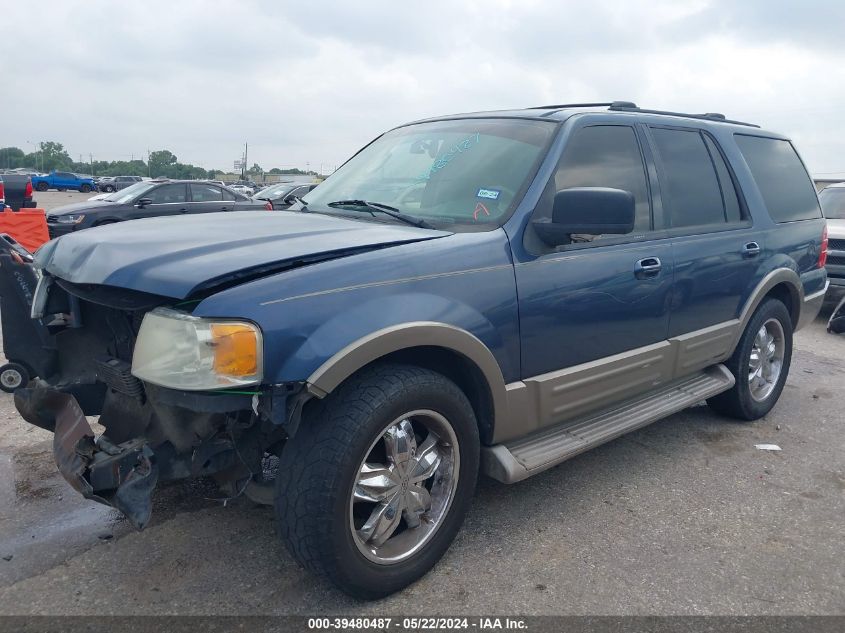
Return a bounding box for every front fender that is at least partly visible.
[275,289,511,385]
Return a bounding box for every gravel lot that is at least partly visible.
[0,191,842,615]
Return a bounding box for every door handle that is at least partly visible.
[742,241,761,257]
[634,257,662,279]
[179,208,188,213]
[220,206,229,211]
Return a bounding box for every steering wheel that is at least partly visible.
[395,182,426,208]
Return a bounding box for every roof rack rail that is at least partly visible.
[528,101,637,110]
[529,101,638,117]
[607,103,759,127]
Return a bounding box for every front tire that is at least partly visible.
[79,184,91,193]
[275,363,479,599]
[707,298,793,420]
[35,182,48,192]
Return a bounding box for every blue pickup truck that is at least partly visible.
[31,170,95,193]
[16,102,828,598]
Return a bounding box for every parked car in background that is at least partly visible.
[97,175,143,193]
[818,182,845,291]
[229,183,255,196]
[31,170,95,193]
[0,174,35,210]
[46,179,272,237]
[254,182,317,209]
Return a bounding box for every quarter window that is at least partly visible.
[734,135,822,223]
[650,128,728,228]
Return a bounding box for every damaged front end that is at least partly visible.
[16,275,310,529]
[16,388,158,529]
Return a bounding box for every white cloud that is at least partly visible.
[2,0,843,175]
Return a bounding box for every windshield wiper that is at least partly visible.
[326,199,434,229]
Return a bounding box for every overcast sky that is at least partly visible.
[3,0,844,176]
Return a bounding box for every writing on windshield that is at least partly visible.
[415,132,480,183]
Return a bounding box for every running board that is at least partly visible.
[482,365,735,483]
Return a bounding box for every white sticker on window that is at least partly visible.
[477,188,500,200]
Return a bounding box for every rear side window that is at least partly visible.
[703,136,742,223]
[650,128,735,228]
[190,183,223,202]
[734,135,821,222]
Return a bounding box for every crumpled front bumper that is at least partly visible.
[14,387,159,529]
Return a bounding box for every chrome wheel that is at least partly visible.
[350,409,459,565]
[748,318,785,402]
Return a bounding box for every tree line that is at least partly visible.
[0,142,319,180]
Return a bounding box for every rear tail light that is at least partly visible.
[819,224,828,268]
[264,201,273,211]
[24,179,33,198]
[0,181,5,204]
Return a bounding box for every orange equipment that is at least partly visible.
[0,208,50,253]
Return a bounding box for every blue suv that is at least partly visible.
[18,102,828,598]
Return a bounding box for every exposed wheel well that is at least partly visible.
[338,346,496,445]
[765,282,800,328]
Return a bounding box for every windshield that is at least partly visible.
[103,181,158,203]
[256,183,295,199]
[303,118,556,230]
[819,187,845,220]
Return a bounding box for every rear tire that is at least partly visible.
[707,298,792,420]
[80,184,91,193]
[0,363,30,393]
[275,363,479,599]
[36,182,48,192]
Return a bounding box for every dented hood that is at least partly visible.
[36,211,450,299]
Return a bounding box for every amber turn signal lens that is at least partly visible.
[210,323,259,376]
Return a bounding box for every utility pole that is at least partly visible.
[90,154,94,176]
[241,142,248,181]
[147,149,151,178]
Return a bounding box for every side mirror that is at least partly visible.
[135,198,153,208]
[533,187,635,247]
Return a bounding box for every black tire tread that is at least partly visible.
[707,298,792,420]
[275,363,477,598]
